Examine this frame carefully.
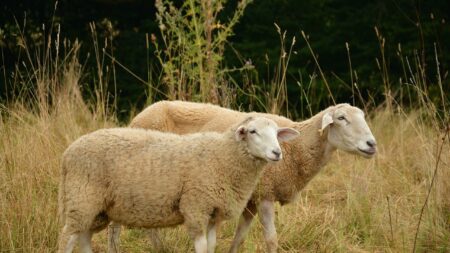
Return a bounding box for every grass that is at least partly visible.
[1,77,449,252]
[1,1,449,252]
[1,48,449,252]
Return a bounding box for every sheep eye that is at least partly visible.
[337,116,345,121]
[249,130,257,134]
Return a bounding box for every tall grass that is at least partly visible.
[1,4,449,253]
[0,29,116,252]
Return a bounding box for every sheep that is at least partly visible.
[57,116,299,253]
[108,100,377,253]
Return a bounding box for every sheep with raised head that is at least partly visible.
[109,100,377,253]
[57,116,299,253]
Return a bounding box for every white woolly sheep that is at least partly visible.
[57,116,299,253]
[108,100,377,253]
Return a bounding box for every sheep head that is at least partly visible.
[321,104,377,158]
[235,117,299,162]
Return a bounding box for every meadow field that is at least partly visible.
[1,1,449,252]
[1,41,449,253]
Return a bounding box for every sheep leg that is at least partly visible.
[58,208,99,253]
[180,193,211,253]
[187,221,208,253]
[57,225,79,253]
[194,233,208,253]
[228,202,257,253]
[184,215,209,253]
[60,188,105,253]
[78,230,94,253]
[108,222,121,253]
[258,200,278,253]
[207,221,217,253]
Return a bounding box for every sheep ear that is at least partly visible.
[277,128,299,142]
[321,112,333,131]
[235,126,247,141]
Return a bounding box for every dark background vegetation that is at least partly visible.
[1,0,449,117]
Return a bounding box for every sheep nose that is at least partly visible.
[272,149,281,158]
[366,139,376,148]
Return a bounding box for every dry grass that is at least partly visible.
[1,58,449,252]
[0,43,116,252]
[1,8,449,252]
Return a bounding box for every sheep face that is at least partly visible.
[321,104,377,158]
[236,117,299,162]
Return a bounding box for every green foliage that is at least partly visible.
[153,0,252,105]
[0,0,449,117]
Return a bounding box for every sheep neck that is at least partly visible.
[283,109,336,194]
[220,133,268,203]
